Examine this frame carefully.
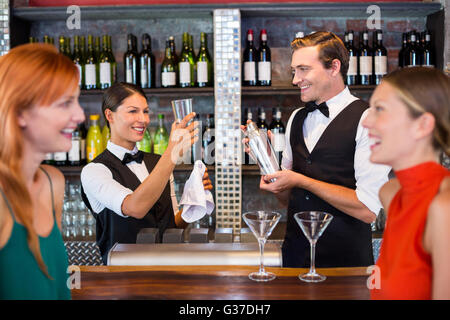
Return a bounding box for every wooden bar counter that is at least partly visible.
[71,265,371,300]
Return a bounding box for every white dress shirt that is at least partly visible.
[281,87,391,215]
[81,140,179,218]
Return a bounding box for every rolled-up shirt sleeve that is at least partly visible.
[80,163,133,218]
[281,108,301,170]
[354,110,391,216]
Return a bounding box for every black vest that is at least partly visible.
[81,149,175,264]
[282,100,374,268]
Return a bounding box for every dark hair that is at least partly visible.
[291,31,349,82]
[382,67,450,156]
[102,82,147,128]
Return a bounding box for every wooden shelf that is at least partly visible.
[79,87,214,98]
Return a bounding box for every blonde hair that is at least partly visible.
[382,67,450,157]
[0,43,78,277]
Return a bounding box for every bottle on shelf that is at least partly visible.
[243,29,257,86]
[72,35,84,89]
[257,29,271,86]
[179,32,195,88]
[153,114,169,155]
[54,149,67,166]
[161,40,177,88]
[65,37,72,59]
[68,125,82,166]
[101,124,110,152]
[203,113,215,165]
[358,30,373,85]
[189,34,196,62]
[257,108,268,132]
[124,33,139,85]
[139,33,155,89]
[94,36,101,62]
[421,30,435,68]
[191,114,202,164]
[107,36,117,84]
[80,35,86,62]
[136,126,152,153]
[346,30,358,86]
[86,114,103,163]
[58,36,66,56]
[79,121,87,165]
[398,32,408,68]
[373,29,387,85]
[196,32,213,87]
[269,107,285,165]
[84,35,98,90]
[43,35,51,44]
[406,31,419,68]
[43,153,54,165]
[99,35,112,89]
[168,36,179,85]
[243,108,256,165]
[415,31,423,66]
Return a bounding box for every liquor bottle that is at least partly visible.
[257,108,268,132]
[68,125,82,166]
[161,40,177,88]
[136,127,152,153]
[84,35,98,90]
[346,30,358,85]
[243,108,255,165]
[168,36,179,85]
[406,31,419,68]
[373,30,388,85]
[86,114,103,163]
[196,32,212,87]
[243,29,257,86]
[358,30,373,85]
[153,114,169,155]
[99,35,112,89]
[101,124,110,152]
[72,35,84,89]
[203,113,215,165]
[139,33,155,89]
[107,36,117,84]
[124,33,139,85]
[421,30,435,68]
[191,114,202,164]
[179,32,195,88]
[398,33,408,68]
[258,29,271,86]
[269,107,285,165]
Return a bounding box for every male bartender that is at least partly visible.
[260,32,390,267]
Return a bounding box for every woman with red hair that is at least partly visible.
[0,43,85,299]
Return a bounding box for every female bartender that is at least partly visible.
[81,82,211,264]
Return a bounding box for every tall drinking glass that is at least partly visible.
[171,98,193,123]
[294,211,333,283]
[243,211,281,282]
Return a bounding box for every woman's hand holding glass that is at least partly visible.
[167,112,198,163]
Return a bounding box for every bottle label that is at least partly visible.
[375,56,387,75]
[179,62,191,85]
[359,56,373,75]
[162,72,176,86]
[126,69,133,83]
[348,56,357,76]
[85,64,96,86]
[140,68,148,87]
[100,62,111,85]
[272,133,286,152]
[75,64,82,86]
[45,153,53,161]
[244,61,256,81]
[258,61,271,81]
[54,151,67,161]
[68,139,81,161]
[197,61,208,83]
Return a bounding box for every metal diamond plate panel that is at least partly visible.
[65,241,103,266]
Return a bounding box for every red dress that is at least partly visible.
[371,161,449,300]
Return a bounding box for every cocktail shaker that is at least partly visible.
[245,121,280,181]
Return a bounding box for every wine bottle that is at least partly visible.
[124,33,139,85]
[136,127,151,153]
[358,30,373,85]
[153,114,169,155]
[94,36,101,62]
[196,32,212,87]
[373,30,387,85]
[42,153,54,165]
[86,114,103,163]
[58,36,66,55]
[202,113,215,165]
[421,30,435,68]
[99,35,112,89]
[161,40,177,88]
[65,37,72,60]
[269,107,286,165]
[80,35,86,62]
[406,31,419,68]
[398,33,407,68]
[168,36,179,85]
[84,35,98,90]
[243,108,255,165]
[258,29,271,86]
[179,32,195,88]
[243,29,257,86]
[346,30,358,86]
[54,150,67,166]
[72,35,84,89]
[257,108,268,132]
[107,36,117,84]
[139,33,155,89]
[68,125,81,166]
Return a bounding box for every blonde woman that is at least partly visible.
[0,44,85,299]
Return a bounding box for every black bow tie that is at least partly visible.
[122,151,144,165]
[304,101,329,118]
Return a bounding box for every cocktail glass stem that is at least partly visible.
[258,239,266,275]
[309,240,317,275]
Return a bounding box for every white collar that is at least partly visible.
[106,140,139,162]
[324,86,358,120]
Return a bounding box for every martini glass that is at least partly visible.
[243,211,281,282]
[294,211,333,283]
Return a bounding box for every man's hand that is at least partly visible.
[260,169,303,194]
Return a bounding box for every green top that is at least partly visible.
[0,168,70,300]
